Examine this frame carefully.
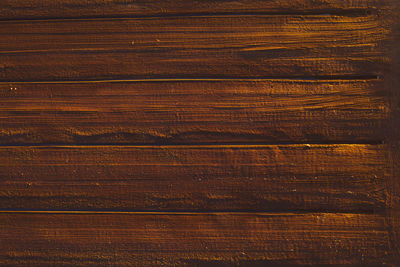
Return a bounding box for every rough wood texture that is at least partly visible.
[0,212,391,266]
[0,80,388,144]
[0,14,389,81]
[0,144,387,212]
[0,0,381,20]
[384,1,400,262]
[0,0,399,265]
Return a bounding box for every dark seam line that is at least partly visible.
[0,75,381,84]
[0,209,384,215]
[0,141,386,148]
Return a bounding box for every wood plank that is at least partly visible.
[0,14,389,81]
[0,212,391,266]
[0,80,388,144]
[0,144,387,212]
[0,0,380,20]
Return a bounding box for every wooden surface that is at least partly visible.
[0,145,387,212]
[0,0,399,266]
[0,14,389,81]
[0,212,391,266]
[0,0,381,19]
[0,79,388,144]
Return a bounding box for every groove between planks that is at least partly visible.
[0,76,381,83]
[0,211,377,215]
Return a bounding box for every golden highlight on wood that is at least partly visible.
[0,80,388,144]
[0,14,389,81]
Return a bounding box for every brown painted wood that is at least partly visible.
[0,79,388,144]
[0,144,387,212]
[0,0,399,265]
[383,1,400,262]
[0,14,389,81]
[0,0,380,20]
[0,212,392,266]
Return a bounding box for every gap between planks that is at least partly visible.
[0,142,385,148]
[0,210,380,215]
[0,76,381,84]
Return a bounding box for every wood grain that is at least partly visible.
[0,212,391,266]
[0,0,380,20]
[0,0,398,265]
[0,80,388,144]
[0,14,389,81]
[383,1,400,261]
[0,144,387,212]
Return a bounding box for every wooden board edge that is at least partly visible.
[382,0,400,264]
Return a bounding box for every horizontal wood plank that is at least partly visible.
[0,0,380,20]
[0,80,388,144]
[0,212,391,266]
[0,144,387,212]
[0,14,389,81]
